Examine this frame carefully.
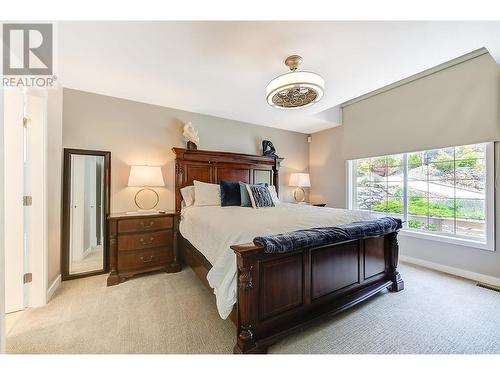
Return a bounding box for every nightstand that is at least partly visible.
[106,212,181,286]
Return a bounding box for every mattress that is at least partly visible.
[179,203,372,319]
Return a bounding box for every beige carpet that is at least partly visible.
[6,263,500,354]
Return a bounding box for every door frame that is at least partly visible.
[61,148,111,281]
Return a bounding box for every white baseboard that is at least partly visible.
[400,255,500,287]
[46,274,61,302]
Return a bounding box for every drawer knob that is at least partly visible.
[140,255,154,263]
[139,237,155,245]
[140,221,155,228]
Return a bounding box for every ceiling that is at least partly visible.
[57,21,500,134]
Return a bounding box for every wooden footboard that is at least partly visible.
[230,232,404,354]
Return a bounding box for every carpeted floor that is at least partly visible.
[6,263,500,354]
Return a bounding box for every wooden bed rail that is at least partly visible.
[230,231,404,354]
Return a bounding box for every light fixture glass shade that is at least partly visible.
[266,71,324,109]
[289,173,311,187]
[128,165,165,187]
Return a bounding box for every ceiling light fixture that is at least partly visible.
[266,55,325,109]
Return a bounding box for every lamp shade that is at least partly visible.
[289,173,311,187]
[266,71,325,109]
[128,165,165,187]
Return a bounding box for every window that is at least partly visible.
[348,143,494,250]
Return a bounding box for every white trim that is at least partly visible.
[0,81,6,353]
[46,274,61,302]
[400,255,500,288]
[346,160,354,209]
[341,48,489,108]
[348,142,494,251]
[399,229,493,251]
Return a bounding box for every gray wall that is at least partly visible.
[342,53,500,159]
[310,53,500,279]
[62,88,310,214]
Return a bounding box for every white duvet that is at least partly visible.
[179,203,372,319]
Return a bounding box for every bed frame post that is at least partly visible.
[273,158,280,196]
[233,245,266,354]
[386,231,404,292]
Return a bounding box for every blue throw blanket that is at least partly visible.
[253,217,402,254]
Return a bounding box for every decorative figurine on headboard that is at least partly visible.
[262,140,278,157]
[183,122,199,150]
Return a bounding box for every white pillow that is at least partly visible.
[246,184,257,208]
[193,180,221,206]
[180,185,195,207]
[268,185,280,204]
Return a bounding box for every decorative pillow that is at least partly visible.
[193,180,221,206]
[246,184,275,208]
[180,185,195,207]
[267,185,279,204]
[239,182,268,207]
[220,181,241,206]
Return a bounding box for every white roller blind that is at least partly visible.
[342,52,500,160]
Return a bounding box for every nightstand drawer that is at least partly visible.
[118,248,169,271]
[118,230,172,251]
[118,216,173,233]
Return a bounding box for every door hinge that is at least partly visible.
[23,196,32,206]
[23,117,30,128]
[23,273,32,284]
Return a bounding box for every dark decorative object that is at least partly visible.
[187,141,197,150]
[262,140,278,157]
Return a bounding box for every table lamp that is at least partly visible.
[127,165,165,214]
[289,173,310,203]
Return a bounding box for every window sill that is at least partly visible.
[399,229,494,251]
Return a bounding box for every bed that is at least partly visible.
[173,147,404,354]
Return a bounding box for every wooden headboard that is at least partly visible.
[172,148,284,212]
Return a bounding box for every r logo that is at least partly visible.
[3,23,53,75]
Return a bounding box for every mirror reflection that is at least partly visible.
[69,154,105,274]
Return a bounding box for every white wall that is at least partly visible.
[62,88,310,214]
[310,53,500,280]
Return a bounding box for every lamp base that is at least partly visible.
[293,187,306,203]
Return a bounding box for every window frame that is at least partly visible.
[347,142,495,251]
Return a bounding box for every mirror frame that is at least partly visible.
[61,148,111,280]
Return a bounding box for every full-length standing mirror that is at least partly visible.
[62,149,111,280]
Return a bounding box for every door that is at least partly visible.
[4,90,49,312]
[69,155,85,270]
[3,89,25,313]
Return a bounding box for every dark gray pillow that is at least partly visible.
[239,182,268,207]
[247,184,274,208]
